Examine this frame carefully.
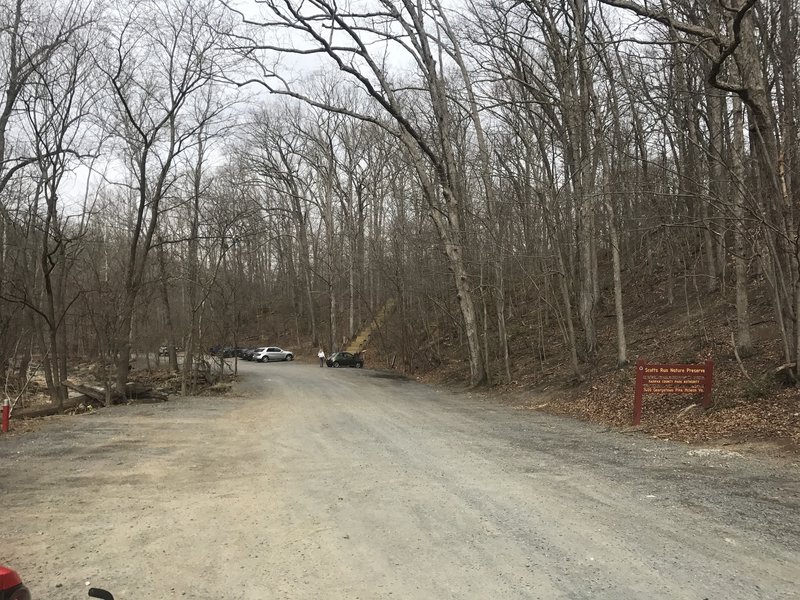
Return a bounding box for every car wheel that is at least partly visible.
[259,357,266,363]
[333,361,340,368]
[286,354,293,361]
[356,362,363,368]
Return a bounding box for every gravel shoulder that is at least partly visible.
[1,361,799,599]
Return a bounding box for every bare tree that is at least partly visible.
[98,0,228,394]
[24,24,98,407]
[0,0,96,403]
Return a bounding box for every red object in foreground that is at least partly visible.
[1,399,9,433]
[0,566,30,600]
[633,358,714,425]
[0,568,22,590]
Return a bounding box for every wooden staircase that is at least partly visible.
[345,299,396,354]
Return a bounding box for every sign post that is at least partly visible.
[1,398,9,433]
[633,358,714,425]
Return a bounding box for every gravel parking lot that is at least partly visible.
[2,361,799,599]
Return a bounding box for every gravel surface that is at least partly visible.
[1,361,799,599]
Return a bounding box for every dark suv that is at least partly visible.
[326,351,364,368]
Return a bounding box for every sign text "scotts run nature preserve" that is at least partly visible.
[633,359,714,425]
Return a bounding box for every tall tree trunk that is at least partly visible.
[480,262,491,383]
[577,199,597,355]
[495,262,512,384]
[116,290,136,399]
[731,95,753,356]
[289,194,317,344]
[324,146,337,352]
[429,206,486,385]
[436,2,507,383]
[572,0,597,356]
[157,241,179,372]
[777,0,799,377]
[543,200,581,381]
[182,149,202,395]
[608,199,628,367]
[40,179,67,409]
[706,82,727,285]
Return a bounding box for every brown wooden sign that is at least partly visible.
[633,358,713,425]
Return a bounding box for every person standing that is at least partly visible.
[318,348,325,367]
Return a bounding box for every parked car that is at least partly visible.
[241,348,257,361]
[326,351,363,368]
[254,346,294,362]
[219,347,248,358]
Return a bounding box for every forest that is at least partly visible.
[1,0,798,438]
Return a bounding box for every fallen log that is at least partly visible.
[14,377,168,420]
[64,380,108,403]
[14,394,95,419]
[64,380,168,404]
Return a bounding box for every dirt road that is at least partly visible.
[2,361,799,599]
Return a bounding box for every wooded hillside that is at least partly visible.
[1,0,798,441]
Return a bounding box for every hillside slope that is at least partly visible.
[387,274,800,452]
